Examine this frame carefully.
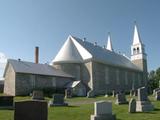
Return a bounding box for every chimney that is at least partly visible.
[35,46,39,64]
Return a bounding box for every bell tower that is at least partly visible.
[131,23,148,85]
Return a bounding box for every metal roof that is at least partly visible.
[66,80,81,88]
[5,59,74,78]
[53,35,141,71]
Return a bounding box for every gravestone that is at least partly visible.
[133,90,138,96]
[0,96,14,109]
[130,90,137,96]
[115,93,128,105]
[105,94,109,97]
[137,87,148,101]
[87,90,95,98]
[49,94,68,106]
[112,90,116,97]
[153,88,160,95]
[128,98,136,113]
[32,90,44,100]
[136,87,154,112]
[130,90,134,96]
[14,100,48,120]
[91,101,116,120]
[65,89,72,98]
[155,90,160,100]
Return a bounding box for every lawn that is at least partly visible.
[0,95,160,120]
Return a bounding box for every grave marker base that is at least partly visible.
[91,114,116,120]
[136,101,154,112]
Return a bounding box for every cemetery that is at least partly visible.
[1,0,160,120]
[1,91,160,120]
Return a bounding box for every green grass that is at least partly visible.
[0,95,160,120]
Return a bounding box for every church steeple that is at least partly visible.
[106,32,113,51]
[131,23,146,58]
[133,23,142,45]
[131,22,148,86]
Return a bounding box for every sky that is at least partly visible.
[0,0,160,77]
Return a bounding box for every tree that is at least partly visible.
[148,70,157,91]
[155,67,160,85]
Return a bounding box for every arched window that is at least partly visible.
[133,48,136,54]
[137,47,139,53]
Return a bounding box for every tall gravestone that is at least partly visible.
[155,90,160,101]
[87,90,95,98]
[153,88,160,95]
[128,98,136,113]
[115,93,128,105]
[130,90,138,96]
[65,89,72,98]
[112,90,116,97]
[130,90,134,96]
[14,100,48,120]
[136,87,154,112]
[90,101,116,120]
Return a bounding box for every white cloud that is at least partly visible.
[0,52,7,77]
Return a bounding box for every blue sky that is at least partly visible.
[0,0,160,77]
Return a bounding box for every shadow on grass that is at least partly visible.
[67,105,80,108]
[117,118,122,120]
[154,108,160,111]
[129,111,156,114]
[49,105,80,108]
[0,108,14,111]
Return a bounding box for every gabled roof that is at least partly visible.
[66,80,82,88]
[53,35,141,71]
[53,35,92,63]
[4,59,74,78]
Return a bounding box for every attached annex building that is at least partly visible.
[52,24,148,96]
[4,59,74,96]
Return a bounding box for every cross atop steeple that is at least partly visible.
[106,32,113,51]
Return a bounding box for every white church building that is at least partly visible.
[52,24,148,96]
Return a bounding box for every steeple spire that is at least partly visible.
[106,32,113,51]
[131,22,148,86]
[133,22,142,45]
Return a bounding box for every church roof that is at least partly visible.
[66,80,81,88]
[53,35,92,63]
[4,59,74,78]
[52,35,141,71]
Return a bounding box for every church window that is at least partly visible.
[125,72,128,85]
[52,77,56,86]
[131,73,135,90]
[137,47,140,53]
[105,67,109,84]
[138,74,141,86]
[116,69,120,85]
[30,75,36,89]
[133,48,136,54]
